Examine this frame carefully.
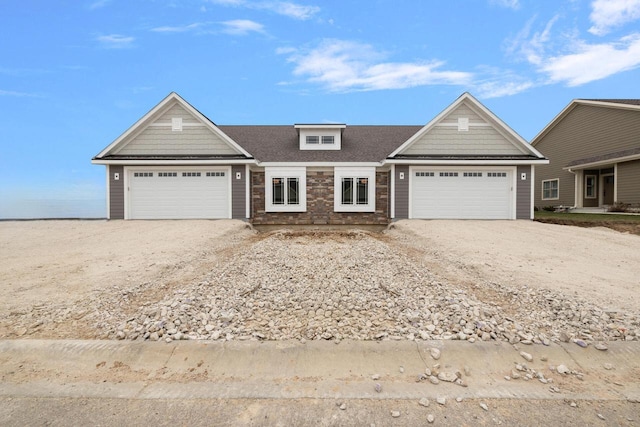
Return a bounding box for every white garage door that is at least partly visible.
[128,169,229,219]
[411,168,513,219]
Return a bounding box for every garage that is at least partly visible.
[127,168,230,219]
[411,167,514,219]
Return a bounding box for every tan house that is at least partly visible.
[532,99,640,210]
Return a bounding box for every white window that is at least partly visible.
[265,167,306,212]
[296,125,345,151]
[321,135,334,144]
[585,175,597,199]
[542,179,559,200]
[306,136,319,144]
[334,167,375,212]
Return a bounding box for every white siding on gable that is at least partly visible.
[113,101,242,156]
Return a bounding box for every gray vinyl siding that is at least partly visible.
[533,104,640,208]
[516,165,531,219]
[394,165,409,219]
[108,165,124,219]
[231,165,246,219]
[617,160,640,204]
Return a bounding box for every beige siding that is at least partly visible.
[533,104,640,208]
[617,160,640,204]
[402,127,526,155]
[440,103,484,124]
[115,127,239,155]
[154,102,201,124]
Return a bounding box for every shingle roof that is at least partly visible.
[218,125,423,163]
[581,99,640,105]
[565,147,640,168]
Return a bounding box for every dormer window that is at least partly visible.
[295,124,346,151]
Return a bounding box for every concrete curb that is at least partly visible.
[1,340,638,401]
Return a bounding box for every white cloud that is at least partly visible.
[589,0,640,36]
[208,0,319,20]
[151,23,205,33]
[220,19,265,35]
[0,89,42,97]
[475,79,534,98]
[96,34,135,49]
[505,15,560,65]
[541,33,640,85]
[282,39,472,92]
[88,0,110,10]
[489,0,520,10]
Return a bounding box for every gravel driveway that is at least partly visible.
[1,220,638,345]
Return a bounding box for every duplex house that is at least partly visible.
[531,99,640,210]
[92,92,548,223]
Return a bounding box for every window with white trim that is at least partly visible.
[585,175,597,199]
[487,172,507,177]
[321,135,334,144]
[158,172,177,177]
[265,167,306,212]
[182,172,201,177]
[542,179,559,200]
[463,172,483,177]
[206,172,225,177]
[306,136,319,144]
[334,167,375,212]
[134,172,153,177]
[416,172,434,177]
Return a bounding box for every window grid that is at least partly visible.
[463,172,483,177]
[206,172,225,177]
[158,172,177,177]
[272,177,299,206]
[542,179,559,200]
[306,136,319,144]
[182,172,201,177]
[439,172,459,177]
[321,135,335,144]
[487,172,507,177]
[416,172,434,177]
[134,172,153,177]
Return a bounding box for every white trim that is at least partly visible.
[434,122,492,127]
[258,161,382,167]
[245,164,250,219]
[124,165,232,220]
[541,178,559,201]
[148,122,206,127]
[389,93,546,159]
[92,159,255,165]
[585,174,597,199]
[530,166,535,219]
[95,92,253,159]
[333,167,376,213]
[390,164,395,219]
[386,159,549,165]
[228,167,233,219]
[105,166,111,220]
[294,124,346,129]
[561,153,640,170]
[265,167,307,213]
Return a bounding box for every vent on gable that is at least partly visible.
[457,117,469,131]
[172,117,183,132]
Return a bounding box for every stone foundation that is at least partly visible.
[251,170,389,225]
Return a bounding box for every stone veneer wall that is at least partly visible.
[251,170,389,225]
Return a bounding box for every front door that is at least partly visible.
[602,175,614,205]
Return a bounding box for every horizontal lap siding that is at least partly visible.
[402,127,525,156]
[115,127,238,155]
[108,165,124,219]
[516,165,531,219]
[394,165,409,219]
[617,160,640,204]
[534,105,640,208]
[231,165,246,219]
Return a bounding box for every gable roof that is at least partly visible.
[389,92,545,159]
[93,92,253,159]
[219,125,422,163]
[531,99,640,147]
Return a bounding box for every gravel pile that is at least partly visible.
[94,230,639,344]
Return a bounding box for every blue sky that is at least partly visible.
[1,0,639,218]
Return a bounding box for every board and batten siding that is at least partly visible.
[516,165,532,219]
[533,104,640,208]
[231,165,246,219]
[108,165,125,219]
[394,165,409,219]
[617,160,640,204]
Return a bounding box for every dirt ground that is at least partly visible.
[0,219,639,338]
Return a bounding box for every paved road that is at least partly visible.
[1,340,638,425]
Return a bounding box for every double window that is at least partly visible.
[265,167,306,212]
[334,167,375,212]
[305,135,334,145]
[542,179,559,200]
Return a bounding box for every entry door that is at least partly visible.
[603,175,614,205]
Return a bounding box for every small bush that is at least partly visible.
[608,203,629,213]
[542,205,556,212]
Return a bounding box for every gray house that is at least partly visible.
[92,92,547,223]
[531,99,640,210]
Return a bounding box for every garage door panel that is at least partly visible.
[411,169,512,219]
[129,169,229,219]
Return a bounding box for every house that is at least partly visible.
[531,99,640,210]
[91,92,547,223]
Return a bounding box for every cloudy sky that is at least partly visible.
[1,0,639,218]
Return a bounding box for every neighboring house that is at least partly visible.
[92,92,547,223]
[531,99,640,210]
